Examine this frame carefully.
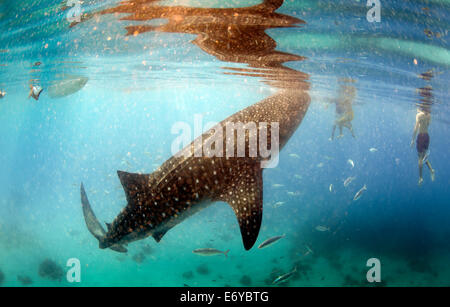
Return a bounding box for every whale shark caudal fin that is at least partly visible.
[214,160,264,250]
[80,183,127,253]
[81,183,105,240]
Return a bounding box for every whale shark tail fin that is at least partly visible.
[80,183,128,253]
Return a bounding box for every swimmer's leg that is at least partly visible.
[331,124,336,140]
[345,122,356,138]
[425,160,435,181]
[338,126,343,138]
[418,154,425,185]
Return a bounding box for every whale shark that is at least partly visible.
[81,86,309,251]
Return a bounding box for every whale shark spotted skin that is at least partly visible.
[81,89,309,251]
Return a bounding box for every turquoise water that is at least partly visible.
[0,0,449,287]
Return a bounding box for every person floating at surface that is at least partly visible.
[0,89,5,99]
[411,105,435,185]
[330,78,356,140]
[28,84,43,101]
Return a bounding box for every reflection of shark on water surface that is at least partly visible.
[69,0,305,70]
[79,0,311,251]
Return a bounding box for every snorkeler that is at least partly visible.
[28,84,43,101]
[330,79,356,140]
[411,105,435,185]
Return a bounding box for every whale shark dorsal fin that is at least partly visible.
[216,159,263,250]
[117,171,153,208]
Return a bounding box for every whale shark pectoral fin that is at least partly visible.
[216,160,263,250]
[117,170,153,208]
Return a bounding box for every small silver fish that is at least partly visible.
[289,153,300,159]
[317,162,324,168]
[273,201,285,208]
[329,184,333,192]
[258,235,285,249]
[347,159,354,168]
[192,248,229,257]
[272,267,297,284]
[272,184,284,188]
[304,244,314,255]
[369,148,378,153]
[343,176,356,187]
[353,184,367,201]
[315,225,330,232]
